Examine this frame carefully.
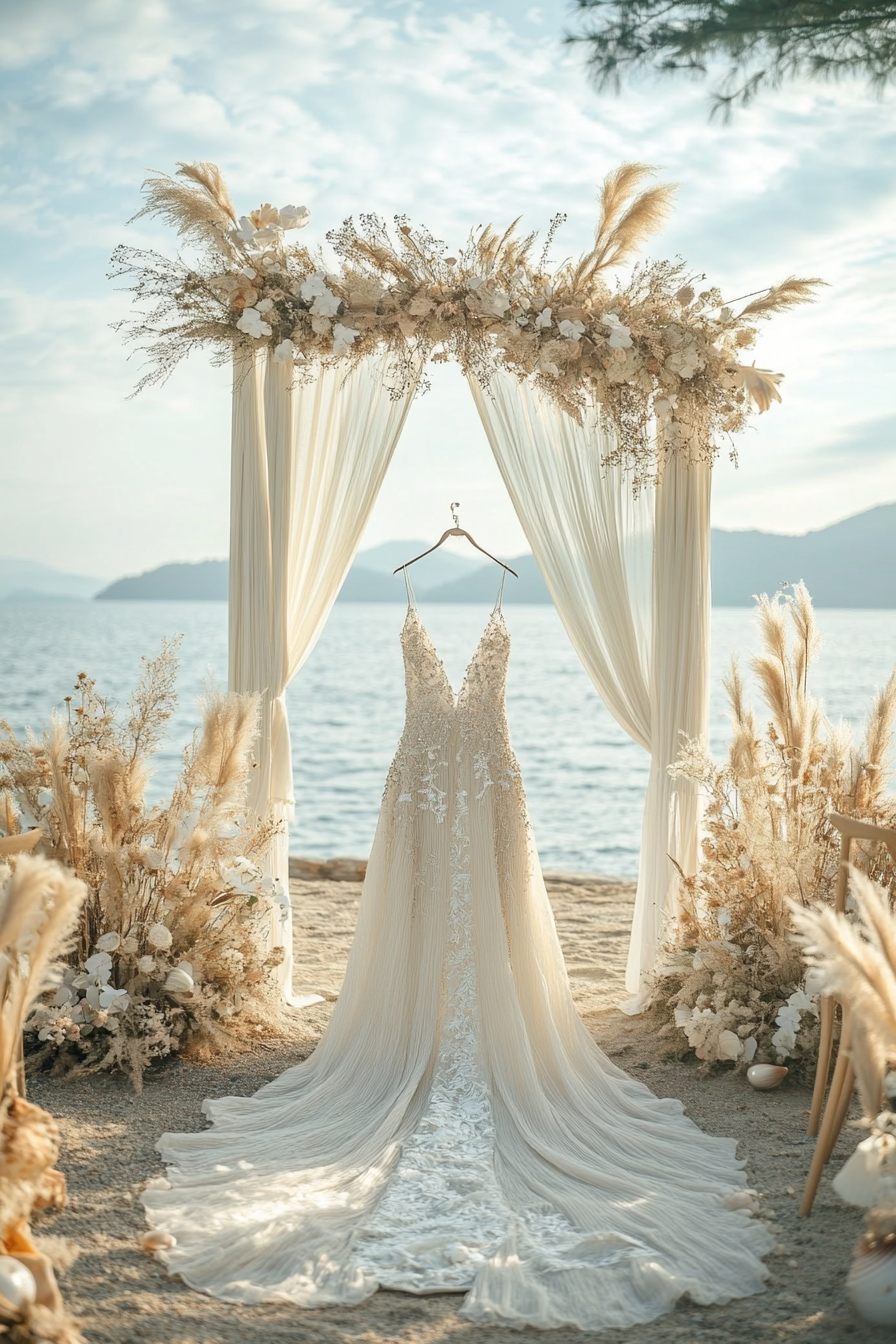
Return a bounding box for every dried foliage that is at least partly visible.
[111,160,822,488]
[0,645,288,1089]
[793,870,896,1121]
[647,583,896,1067]
[0,853,87,1343]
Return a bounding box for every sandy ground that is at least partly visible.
[27,871,885,1344]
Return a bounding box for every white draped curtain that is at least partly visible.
[228,347,420,1002]
[468,370,711,996]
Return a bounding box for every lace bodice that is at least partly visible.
[389,608,517,822]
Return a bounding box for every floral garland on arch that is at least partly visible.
[111,160,823,486]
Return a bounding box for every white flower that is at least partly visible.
[332,323,359,355]
[558,319,585,341]
[100,986,130,1012]
[53,985,73,1007]
[833,1133,896,1208]
[236,215,256,243]
[84,951,113,979]
[273,338,295,364]
[137,955,156,974]
[279,204,310,230]
[300,270,328,301]
[786,988,817,1016]
[310,289,341,318]
[603,313,633,349]
[37,789,54,809]
[477,290,510,318]
[256,298,275,314]
[236,308,273,339]
[147,923,172,950]
[716,909,731,929]
[534,307,553,329]
[95,931,121,953]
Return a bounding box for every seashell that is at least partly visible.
[139,1230,176,1253]
[164,964,194,995]
[746,1064,788,1091]
[0,1255,37,1309]
[848,1248,896,1325]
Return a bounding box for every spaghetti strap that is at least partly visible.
[403,567,417,611]
[493,568,507,613]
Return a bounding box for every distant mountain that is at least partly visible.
[426,554,550,603]
[94,542,484,602]
[96,560,228,601]
[83,503,896,607]
[712,502,896,607]
[0,557,104,601]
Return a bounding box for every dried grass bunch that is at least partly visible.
[0,849,87,1343]
[648,583,896,1067]
[0,644,286,1089]
[111,160,822,488]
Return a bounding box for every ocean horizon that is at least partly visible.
[2,599,896,880]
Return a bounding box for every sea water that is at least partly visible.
[2,600,896,879]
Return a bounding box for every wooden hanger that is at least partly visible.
[393,503,518,577]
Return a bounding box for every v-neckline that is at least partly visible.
[403,607,505,703]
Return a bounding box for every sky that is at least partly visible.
[1,0,894,581]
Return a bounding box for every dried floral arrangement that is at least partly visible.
[794,873,896,1257]
[0,844,87,1343]
[646,583,896,1068]
[111,160,823,486]
[0,644,288,1089]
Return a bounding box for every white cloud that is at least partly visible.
[1,0,894,573]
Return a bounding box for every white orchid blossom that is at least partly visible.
[534,307,553,329]
[273,338,295,364]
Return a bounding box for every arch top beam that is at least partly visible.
[112,159,822,491]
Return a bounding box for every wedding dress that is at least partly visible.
[143,591,772,1330]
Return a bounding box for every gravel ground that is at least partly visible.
[26,873,885,1344]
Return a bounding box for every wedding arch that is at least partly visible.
[113,161,820,1003]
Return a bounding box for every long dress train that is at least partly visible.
[142,597,772,1330]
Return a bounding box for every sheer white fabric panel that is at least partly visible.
[469,370,710,994]
[628,453,712,994]
[467,373,654,747]
[229,348,420,1000]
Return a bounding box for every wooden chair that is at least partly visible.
[800,812,896,1216]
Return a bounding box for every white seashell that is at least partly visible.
[0,1254,37,1308]
[139,1230,176,1252]
[848,1248,896,1325]
[164,965,194,995]
[746,1064,788,1090]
